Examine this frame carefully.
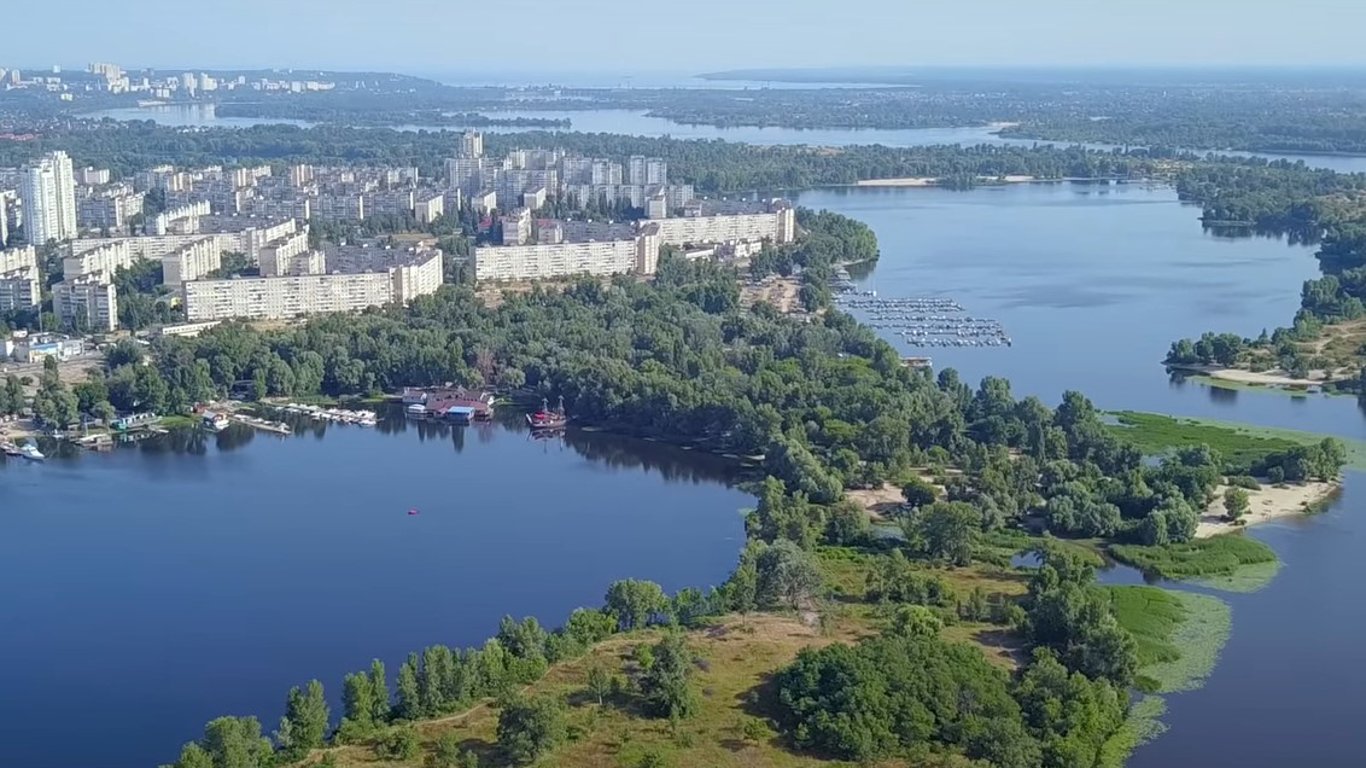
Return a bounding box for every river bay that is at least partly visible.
[11,115,1366,766]
[0,418,750,768]
[797,182,1366,767]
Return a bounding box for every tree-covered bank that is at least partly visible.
[135,205,1330,768]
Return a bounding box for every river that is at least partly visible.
[794,182,1366,767]
[20,114,1366,766]
[0,416,751,768]
[87,104,1366,174]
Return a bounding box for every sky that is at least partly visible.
[9,0,1366,76]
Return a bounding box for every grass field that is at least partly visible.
[320,615,877,768]
[1105,411,1366,471]
[1110,534,1280,592]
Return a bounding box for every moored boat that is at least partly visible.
[202,412,231,432]
[526,396,569,431]
[19,443,45,461]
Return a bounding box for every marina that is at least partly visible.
[271,403,378,427]
[835,294,1012,348]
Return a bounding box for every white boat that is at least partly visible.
[202,412,231,432]
[19,443,44,461]
[405,403,427,418]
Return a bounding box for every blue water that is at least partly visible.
[0,420,749,768]
[85,105,1366,175]
[799,181,1366,767]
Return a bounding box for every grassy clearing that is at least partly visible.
[1105,586,1185,670]
[323,615,876,768]
[1105,411,1366,470]
[1109,534,1280,592]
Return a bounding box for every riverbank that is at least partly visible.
[1195,480,1339,538]
[854,173,1039,187]
[1168,362,1349,389]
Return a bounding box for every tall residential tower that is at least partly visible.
[21,151,77,244]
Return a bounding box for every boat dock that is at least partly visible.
[274,402,377,427]
[232,414,292,435]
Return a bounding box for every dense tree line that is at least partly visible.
[0,121,1168,192]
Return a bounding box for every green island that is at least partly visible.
[22,193,1316,768]
[1164,160,1366,392]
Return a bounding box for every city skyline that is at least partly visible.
[8,0,1366,72]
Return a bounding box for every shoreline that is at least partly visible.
[1195,480,1339,538]
[1168,362,1347,388]
[851,174,1155,188]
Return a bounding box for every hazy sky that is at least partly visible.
[10,0,1366,75]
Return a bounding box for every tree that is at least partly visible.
[277,679,329,760]
[169,716,273,768]
[604,579,667,631]
[430,731,464,768]
[754,539,822,610]
[585,662,613,706]
[376,726,420,760]
[914,501,979,565]
[1223,486,1250,520]
[900,476,937,508]
[640,631,698,720]
[496,694,566,765]
[396,653,422,719]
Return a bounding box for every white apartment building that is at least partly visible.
[64,240,135,280]
[258,230,312,277]
[21,151,77,243]
[78,187,145,231]
[0,195,9,246]
[652,208,796,247]
[151,200,211,235]
[53,277,118,331]
[183,250,442,321]
[458,131,484,158]
[470,190,497,214]
[414,193,444,224]
[77,167,111,186]
[0,245,40,311]
[501,208,531,246]
[161,238,222,286]
[473,237,654,282]
[522,187,547,210]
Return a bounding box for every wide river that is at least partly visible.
[0,419,751,768]
[795,182,1366,768]
[89,104,1366,174]
[17,113,1366,766]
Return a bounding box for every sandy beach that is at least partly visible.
[1173,363,1347,387]
[1195,480,1339,538]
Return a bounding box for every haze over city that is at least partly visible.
[11,0,1366,73]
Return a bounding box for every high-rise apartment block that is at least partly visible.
[21,151,78,244]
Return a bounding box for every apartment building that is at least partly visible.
[21,151,77,243]
[0,245,40,311]
[184,248,441,321]
[53,277,118,331]
[64,239,136,280]
[473,237,652,282]
[77,186,145,231]
[160,238,222,286]
[258,230,312,277]
[414,193,445,224]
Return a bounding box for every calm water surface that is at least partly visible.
[87,105,1366,174]
[0,418,750,768]
[799,182,1366,767]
